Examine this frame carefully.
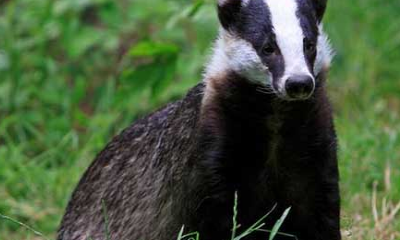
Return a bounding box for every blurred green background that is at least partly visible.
[0,0,399,239]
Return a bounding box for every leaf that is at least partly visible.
[268,207,291,240]
[187,0,205,18]
[0,51,10,70]
[150,56,177,98]
[129,41,179,57]
[166,0,205,29]
[67,27,104,58]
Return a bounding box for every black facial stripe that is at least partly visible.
[217,0,242,30]
[237,0,285,82]
[296,0,319,75]
[237,0,272,48]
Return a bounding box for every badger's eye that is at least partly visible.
[262,44,275,55]
[304,39,316,54]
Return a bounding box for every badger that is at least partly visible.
[58,0,341,239]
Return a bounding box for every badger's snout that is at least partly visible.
[284,75,315,100]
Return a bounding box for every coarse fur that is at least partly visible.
[58,0,341,239]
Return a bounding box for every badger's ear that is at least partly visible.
[310,0,327,22]
[217,0,243,30]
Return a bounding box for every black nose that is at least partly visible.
[285,75,315,99]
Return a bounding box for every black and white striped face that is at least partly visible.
[215,0,332,100]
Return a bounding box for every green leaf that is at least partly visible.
[129,41,179,57]
[166,0,205,29]
[269,207,291,240]
[150,57,177,98]
[187,0,205,18]
[67,27,104,58]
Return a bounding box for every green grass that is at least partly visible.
[1,191,292,240]
[326,0,400,238]
[0,0,399,239]
[176,194,295,240]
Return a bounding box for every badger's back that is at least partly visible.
[57,83,205,240]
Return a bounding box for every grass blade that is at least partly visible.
[231,192,239,240]
[256,229,298,240]
[0,213,51,240]
[268,207,291,240]
[177,225,185,240]
[234,204,277,240]
[177,225,200,240]
[181,232,200,240]
[102,199,111,240]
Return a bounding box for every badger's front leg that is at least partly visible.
[281,179,340,240]
[314,139,341,240]
[315,164,341,240]
[297,153,341,240]
[179,157,236,240]
[318,192,341,240]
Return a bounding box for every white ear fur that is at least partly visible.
[314,24,334,74]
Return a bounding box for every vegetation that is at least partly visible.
[0,0,399,239]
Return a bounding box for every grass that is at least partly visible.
[176,193,294,240]
[325,0,400,239]
[2,192,294,240]
[0,0,399,239]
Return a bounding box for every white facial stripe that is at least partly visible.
[223,34,269,83]
[205,30,270,85]
[265,0,313,86]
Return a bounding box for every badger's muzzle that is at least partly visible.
[284,74,315,100]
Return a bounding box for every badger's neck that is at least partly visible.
[202,33,274,119]
[203,36,230,83]
[201,70,327,121]
[202,72,275,121]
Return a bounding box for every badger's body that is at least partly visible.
[58,0,341,239]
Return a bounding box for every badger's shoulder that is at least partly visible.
[68,83,206,195]
[86,82,205,175]
[116,82,205,152]
[58,83,206,239]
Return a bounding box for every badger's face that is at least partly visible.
[216,0,332,101]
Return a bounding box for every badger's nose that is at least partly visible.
[285,75,315,99]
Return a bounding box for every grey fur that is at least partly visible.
[58,85,204,240]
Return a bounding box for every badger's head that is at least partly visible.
[207,0,333,101]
